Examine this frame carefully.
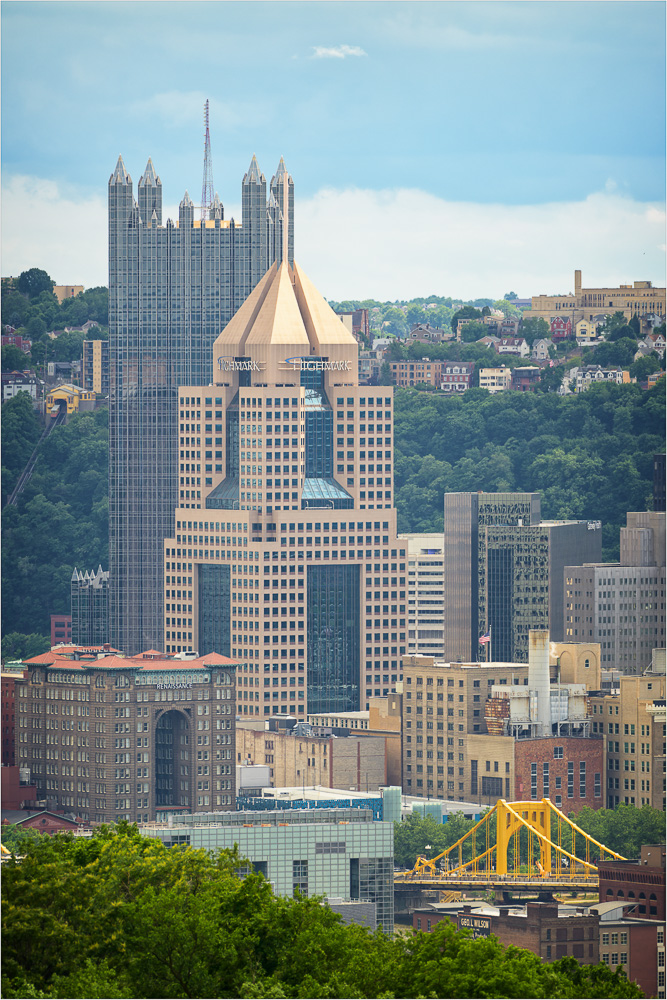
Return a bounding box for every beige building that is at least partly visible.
[401,639,603,806]
[527,270,665,326]
[405,533,444,658]
[564,512,666,674]
[82,338,109,395]
[53,284,84,304]
[479,367,512,393]
[236,723,388,791]
[309,693,403,785]
[163,262,407,719]
[589,650,666,810]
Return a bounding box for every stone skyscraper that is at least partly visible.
[163,261,407,718]
[108,154,293,654]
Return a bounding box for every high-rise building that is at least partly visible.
[70,565,110,646]
[163,261,407,717]
[564,512,666,673]
[108,154,293,655]
[82,338,109,395]
[443,492,602,663]
[405,534,444,658]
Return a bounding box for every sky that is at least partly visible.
[1,0,665,301]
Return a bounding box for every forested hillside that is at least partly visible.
[2,399,108,650]
[394,379,665,559]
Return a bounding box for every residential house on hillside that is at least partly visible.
[560,365,628,395]
[531,338,553,361]
[441,361,475,393]
[496,337,529,358]
[551,317,573,341]
[407,323,452,345]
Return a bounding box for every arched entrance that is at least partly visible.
[155,709,191,809]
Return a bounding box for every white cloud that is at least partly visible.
[310,44,367,59]
[2,174,664,303]
[2,175,107,287]
[296,187,666,301]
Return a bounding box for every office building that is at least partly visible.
[108,154,294,655]
[564,511,666,673]
[16,645,238,824]
[163,261,407,717]
[589,649,665,809]
[141,806,394,934]
[443,492,602,664]
[527,270,666,326]
[50,613,72,646]
[401,633,603,807]
[405,534,444,658]
[478,367,512,393]
[70,565,110,646]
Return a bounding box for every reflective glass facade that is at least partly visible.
[307,565,360,714]
[198,565,231,656]
[109,157,293,654]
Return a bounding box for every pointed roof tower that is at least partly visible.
[244,155,264,185]
[139,157,160,187]
[273,156,289,180]
[180,191,194,208]
[111,155,130,185]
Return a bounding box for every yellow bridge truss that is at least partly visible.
[395,798,626,890]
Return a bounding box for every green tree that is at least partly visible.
[16,269,54,300]
[378,360,394,385]
[521,316,550,347]
[460,320,488,343]
[1,633,50,661]
[1,292,30,328]
[599,311,629,337]
[406,303,426,328]
[450,305,482,333]
[629,353,661,381]
[25,316,47,341]
[591,338,637,368]
[1,391,42,504]
[2,344,28,371]
[607,324,637,343]
[628,314,640,337]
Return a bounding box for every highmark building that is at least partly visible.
[163,261,407,718]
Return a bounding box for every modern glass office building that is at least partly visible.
[141,807,395,934]
[163,261,407,716]
[108,155,294,655]
[443,492,602,663]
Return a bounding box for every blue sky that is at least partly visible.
[2,1,665,299]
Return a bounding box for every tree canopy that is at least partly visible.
[393,380,665,558]
[1,824,643,999]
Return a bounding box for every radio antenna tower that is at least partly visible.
[201,99,214,221]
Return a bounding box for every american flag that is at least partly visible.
[478,633,491,645]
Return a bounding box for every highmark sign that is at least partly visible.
[217,357,263,372]
[283,357,351,372]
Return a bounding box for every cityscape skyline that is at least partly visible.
[1,1,665,299]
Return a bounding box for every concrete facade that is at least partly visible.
[527,270,666,326]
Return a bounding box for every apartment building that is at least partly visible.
[405,533,444,659]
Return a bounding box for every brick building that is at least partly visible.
[390,359,442,387]
[2,668,24,766]
[441,361,474,393]
[16,646,239,824]
[413,902,599,964]
[510,366,541,392]
[50,613,72,647]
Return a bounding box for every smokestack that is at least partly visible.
[529,629,551,737]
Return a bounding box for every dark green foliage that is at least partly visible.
[394,380,665,559]
[521,316,550,346]
[1,826,643,999]
[450,305,482,332]
[567,804,666,859]
[629,353,662,381]
[16,269,54,299]
[591,338,641,368]
[1,392,42,504]
[2,344,29,371]
[1,633,51,661]
[2,408,108,637]
[460,319,488,342]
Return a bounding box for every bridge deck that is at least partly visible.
[394,873,599,892]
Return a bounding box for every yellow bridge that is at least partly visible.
[394,798,625,894]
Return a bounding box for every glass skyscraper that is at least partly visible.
[108,154,293,654]
[163,261,407,717]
